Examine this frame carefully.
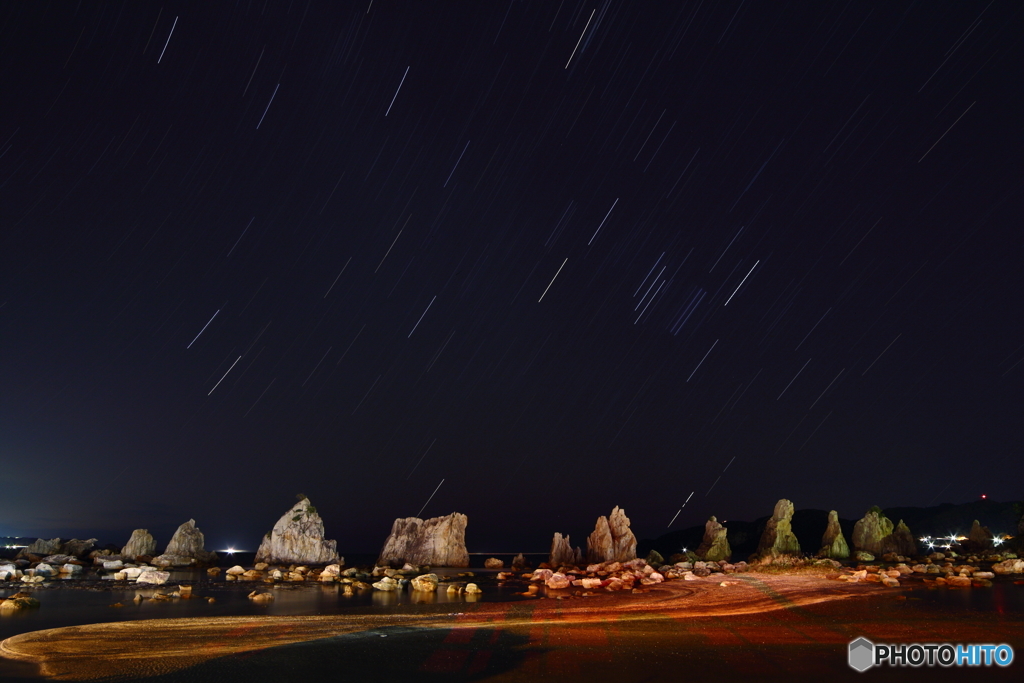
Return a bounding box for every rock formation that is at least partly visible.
[255,497,340,565]
[818,510,850,559]
[852,508,916,556]
[377,512,469,567]
[852,508,893,556]
[967,519,994,550]
[889,520,917,556]
[152,519,217,566]
[121,529,157,561]
[549,533,583,567]
[586,506,637,563]
[756,499,801,561]
[696,516,732,562]
[16,538,61,559]
[60,539,97,557]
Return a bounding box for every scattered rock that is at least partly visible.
[818,510,850,559]
[372,576,402,591]
[377,512,470,567]
[121,529,157,561]
[255,496,340,565]
[696,516,732,562]
[586,506,637,563]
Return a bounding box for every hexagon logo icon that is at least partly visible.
[848,637,874,672]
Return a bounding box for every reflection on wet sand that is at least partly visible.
[5,574,1024,681]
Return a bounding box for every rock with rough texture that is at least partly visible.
[60,539,97,558]
[756,499,801,561]
[852,509,893,556]
[122,529,157,561]
[410,573,439,592]
[967,520,994,550]
[16,538,61,559]
[377,512,469,567]
[0,594,41,611]
[586,506,637,563]
[696,516,732,562]
[136,570,170,585]
[160,520,218,565]
[549,533,578,567]
[889,520,917,557]
[483,557,503,569]
[511,553,528,570]
[255,497,340,565]
[818,510,850,559]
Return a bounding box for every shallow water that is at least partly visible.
[0,567,531,643]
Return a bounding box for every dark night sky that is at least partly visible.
[1,1,1021,554]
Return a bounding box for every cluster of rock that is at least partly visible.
[832,551,1022,588]
[850,509,915,559]
[16,537,97,561]
[255,497,340,565]
[377,512,469,567]
[514,557,750,596]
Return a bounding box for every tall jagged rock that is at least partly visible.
[818,510,850,559]
[852,509,894,556]
[377,512,469,567]
[586,506,637,563]
[889,520,917,556]
[255,497,340,565]
[121,529,157,560]
[756,499,801,561]
[967,519,994,551]
[549,533,576,567]
[153,519,217,566]
[696,516,732,562]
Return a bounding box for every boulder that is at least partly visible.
[511,553,528,571]
[0,594,41,611]
[852,508,893,556]
[372,576,402,591]
[818,510,850,559]
[60,539,97,558]
[255,497,340,565]
[16,538,61,559]
[136,570,170,585]
[586,506,637,563]
[41,554,77,566]
[122,529,157,560]
[151,554,197,568]
[549,533,577,567]
[377,512,469,567]
[161,520,218,565]
[756,499,801,561]
[546,572,571,589]
[696,516,732,562]
[410,573,439,592]
[483,557,504,569]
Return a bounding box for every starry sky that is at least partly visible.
[1,1,1021,554]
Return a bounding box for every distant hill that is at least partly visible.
[638,500,1020,561]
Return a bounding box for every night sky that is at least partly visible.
[2,2,1021,554]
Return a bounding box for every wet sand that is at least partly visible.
[3,574,1023,681]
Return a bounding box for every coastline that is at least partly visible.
[0,574,890,681]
